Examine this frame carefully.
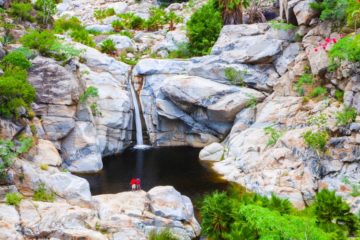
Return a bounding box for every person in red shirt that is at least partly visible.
[130,178,137,191]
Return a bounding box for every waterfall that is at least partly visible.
[129,81,149,149]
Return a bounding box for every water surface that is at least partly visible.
[82,146,229,202]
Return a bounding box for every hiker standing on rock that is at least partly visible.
[130,178,137,191]
[136,178,141,190]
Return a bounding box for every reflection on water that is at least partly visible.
[80,147,228,202]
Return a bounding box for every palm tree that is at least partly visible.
[217,0,250,25]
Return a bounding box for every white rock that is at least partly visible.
[199,143,224,161]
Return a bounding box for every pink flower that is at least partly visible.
[314,48,318,52]
[332,38,337,43]
[322,46,326,50]
[325,38,331,43]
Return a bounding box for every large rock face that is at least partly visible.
[28,45,134,173]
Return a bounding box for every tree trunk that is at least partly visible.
[220,0,244,25]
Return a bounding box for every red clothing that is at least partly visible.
[130,178,137,185]
[136,179,141,185]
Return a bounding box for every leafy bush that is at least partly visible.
[269,20,296,31]
[309,87,327,98]
[314,189,359,237]
[16,136,34,154]
[328,34,360,63]
[245,94,257,109]
[111,19,123,32]
[94,8,115,20]
[303,130,329,153]
[264,126,283,146]
[20,30,57,56]
[5,192,23,206]
[186,1,222,56]
[0,139,16,180]
[148,229,179,240]
[224,67,246,86]
[100,39,117,54]
[166,11,183,31]
[336,106,357,126]
[1,51,32,70]
[53,16,83,33]
[0,71,36,118]
[70,29,96,47]
[79,86,99,104]
[310,0,349,24]
[143,7,167,31]
[199,187,346,240]
[32,183,55,202]
[346,0,360,30]
[294,74,313,96]
[168,43,192,59]
[117,12,145,30]
[34,0,57,25]
[335,89,344,102]
[8,3,34,22]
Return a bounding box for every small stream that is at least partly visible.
[81,146,229,203]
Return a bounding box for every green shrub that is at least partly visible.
[224,67,246,86]
[314,189,359,237]
[200,191,234,239]
[168,43,192,59]
[34,0,57,25]
[166,11,183,31]
[49,42,84,62]
[70,29,96,47]
[118,12,145,30]
[186,1,222,56]
[8,3,34,22]
[309,87,327,98]
[294,74,313,96]
[1,51,32,70]
[328,34,360,63]
[79,86,99,104]
[143,7,167,31]
[5,192,23,206]
[264,126,283,147]
[20,30,57,56]
[335,89,344,102]
[94,8,115,20]
[32,183,55,202]
[0,139,16,180]
[111,19,124,32]
[245,94,257,109]
[148,229,179,240]
[346,0,360,30]
[303,130,329,153]
[336,106,357,126]
[0,71,36,118]
[100,39,117,54]
[269,20,296,31]
[310,0,349,24]
[53,16,83,33]
[16,136,34,155]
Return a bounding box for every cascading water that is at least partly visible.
[129,81,150,149]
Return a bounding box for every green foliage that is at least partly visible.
[1,51,32,70]
[53,16,83,33]
[346,0,360,29]
[166,11,183,30]
[0,139,16,180]
[35,0,57,25]
[168,43,192,59]
[328,34,360,63]
[117,12,145,30]
[119,53,138,65]
[20,30,57,56]
[310,0,349,24]
[32,183,55,202]
[294,74,313,96]
[100,39,117,54]
[111,19,123,32]
[314,189,359,237]
[335,89,344,102]
[49,42,83,62]
[336,106,357,126]
[0,70,36,118]
[5,192,23,206]
[94,8,115,20]
[200,191,234,239]
[224,67,246,86]
[70,29,96,47]
[186,1,223,56]
[199,187,344,240]
[309,87,327,98]
[245,94,257,109]
[8,3,34,22]
[342,177,360,197]
[16,136,34,155]
[143,7,167,31]
[264,126,283,147]
[79,86,99,104]
[148,229,179,240]
[269,20,296,31]
[303,130,329,153]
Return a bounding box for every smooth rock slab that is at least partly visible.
[199,142,225,161]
